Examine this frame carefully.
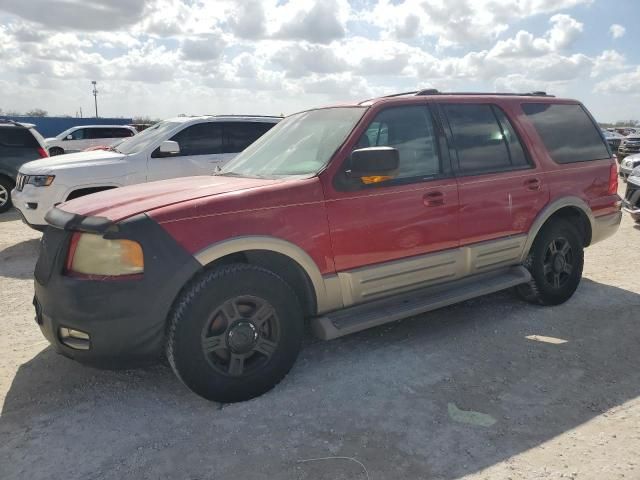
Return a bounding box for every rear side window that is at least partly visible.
[223,122,274,153]
[522,103,610,164]
[0,127,39,147]
[171,122,223,156]
[87,128,113,139]
[356,105,441,180]
[443,104,530,175]
[110,128,135,138]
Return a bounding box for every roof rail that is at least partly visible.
[0,118,28,127]
[202,114,284,118]
[415,89,554,97]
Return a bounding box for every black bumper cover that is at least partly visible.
[34,209,202,367]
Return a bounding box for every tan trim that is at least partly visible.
[194,236,343,314]
[336,235,527,307]
[521,196,595,259]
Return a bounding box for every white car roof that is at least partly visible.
[70,125,136,129]
[164,115,282,124]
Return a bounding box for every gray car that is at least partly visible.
[0,120,48,213]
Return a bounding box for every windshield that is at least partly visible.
[219,107,366,178]
[116,120,181,155]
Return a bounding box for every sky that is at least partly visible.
[0,0,638,122]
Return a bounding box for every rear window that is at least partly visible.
[0,127,39,148]
[522,103,610,164]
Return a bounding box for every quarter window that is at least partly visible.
[443,104,530,175]
[522,103,610,164]
[356,105,441,181]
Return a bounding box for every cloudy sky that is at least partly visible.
[0,0,638,121]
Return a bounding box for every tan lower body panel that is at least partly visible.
[333,235,527,308]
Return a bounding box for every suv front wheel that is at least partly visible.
[167,263,304,403]
[517,220,584,305]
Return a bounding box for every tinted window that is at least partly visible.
[444,104,514,175]
[522,103,610,164]
[171,122,223,156]
[0,127,38,147]
[356,105,441,180]
[87,128,115,139]
[492,107,529,167]
[111,128,135,138]
[223,122,274,153]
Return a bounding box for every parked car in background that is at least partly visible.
[619,154,640,180]
[31,91,620,402]
[618,134,640,159]
[0,119,48,213]
[45,125,137,156]
[623,166,640,223]
[602,129,624,152]
[12,115,280,229]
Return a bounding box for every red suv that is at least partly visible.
[33,91,621,402]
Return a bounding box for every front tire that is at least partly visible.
[517,220,584,305]
[0,176,15,213]
[167,263,304,403]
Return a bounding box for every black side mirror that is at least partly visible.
[348,147,399,183]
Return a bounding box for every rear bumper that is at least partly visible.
[33,211,202,367]
[591,211,622,244]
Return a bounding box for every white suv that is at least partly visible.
[45,125,138,156]
[12,115,280,229]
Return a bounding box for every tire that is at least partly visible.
[0,176,14,213]
[517,220,584,306]
[49,147,64,156]
[166,263,304,403]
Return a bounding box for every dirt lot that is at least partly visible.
[1,201,639,480]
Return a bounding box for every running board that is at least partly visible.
[311,266,531,340]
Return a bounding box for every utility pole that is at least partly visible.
[91,81,98,118]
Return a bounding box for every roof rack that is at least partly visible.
[360,89,554,104]
[202,114,284,118]
[415,89,554,97]
[0,118,29,127]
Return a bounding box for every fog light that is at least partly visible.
[59,327,90,350]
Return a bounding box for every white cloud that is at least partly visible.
[181,32,227,61]
[595,67,640,95]
[274,0,348,44]
[609,24,626,39]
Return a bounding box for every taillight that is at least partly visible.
[37,147,48,158]
[65,232,144,278]
[608,162,618,195]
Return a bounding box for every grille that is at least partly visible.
[15,173,26,191]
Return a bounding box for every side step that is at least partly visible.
[311,266,531,340]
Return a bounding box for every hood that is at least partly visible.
[60,175,282,222]
[44,137,58,143]
[19,150,126,174]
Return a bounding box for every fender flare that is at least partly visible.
[193,236,339,314]
[522,196,595,260]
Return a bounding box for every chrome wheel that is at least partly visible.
[201,295,280,377]
[543,237,573,289]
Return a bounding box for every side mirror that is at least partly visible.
[65,134,73,140]
[348,147,399,184]
[159,140,180,155]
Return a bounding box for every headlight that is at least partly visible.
[26,175,55,187]
[66,233,144,277]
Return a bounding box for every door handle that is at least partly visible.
[524,178,541,191]
[423,191,445,206]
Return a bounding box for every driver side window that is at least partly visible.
[68,128,87,140]
[169,123,223,156]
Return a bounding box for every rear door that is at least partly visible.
[0,127,42,179]
[440,102,548,245]
[62,127,89,152]
[147,122,224,181]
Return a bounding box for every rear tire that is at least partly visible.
[0,176,14,213]
[166,263,304,403]
[517,220,584,305]
[49,147,64,156]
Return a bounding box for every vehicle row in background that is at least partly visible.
[46,125,137,156]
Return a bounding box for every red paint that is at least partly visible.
[58,94,619,278]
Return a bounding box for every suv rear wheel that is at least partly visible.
[167,263,304,403]
[517,220,584,305]
[0,176,15,213]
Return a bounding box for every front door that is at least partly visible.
[147,122,232,182]
[322,104,460,305]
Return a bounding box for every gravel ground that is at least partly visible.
[1,196,639,480]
